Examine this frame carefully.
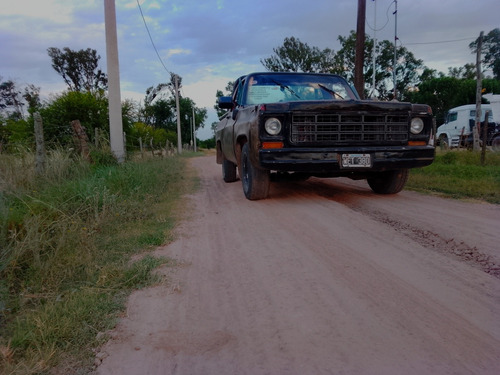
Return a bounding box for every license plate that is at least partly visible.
[341,153,371,168]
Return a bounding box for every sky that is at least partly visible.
[1,0,499,140]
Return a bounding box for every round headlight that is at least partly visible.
[410,117,424,134]
[264,117,282,135]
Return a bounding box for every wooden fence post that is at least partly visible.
[481,111,489,165]
[71,120,91,162]
[34,112,45,176]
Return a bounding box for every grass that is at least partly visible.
[407,149,500,203]
[0,148,199,374]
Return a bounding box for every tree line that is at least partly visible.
[0,47,208,154]
[216,28,500,126]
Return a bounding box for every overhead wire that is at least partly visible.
[136,0,171,75]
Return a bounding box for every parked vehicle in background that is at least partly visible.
[215,72,435,200]
[436,104,494,148]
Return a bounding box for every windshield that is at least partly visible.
[243,73,357,105]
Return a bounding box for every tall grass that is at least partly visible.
[407,149,500,203]
[0,148,195,374]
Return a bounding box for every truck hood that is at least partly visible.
[263,100,413,113]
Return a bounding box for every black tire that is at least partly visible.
[222,158,237,182]
[241,143,270,200]
[491,135,500,152]
[439,134,449,149]
[367,169,409,195]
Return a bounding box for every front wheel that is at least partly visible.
[241,143,270,200]
[367,169,409,195]
[439,134,449,149]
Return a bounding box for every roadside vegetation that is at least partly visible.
[407,149,500,204]
[0,148,198,374]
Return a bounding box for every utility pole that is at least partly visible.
[192,107,197,152]
[104,0,125,162]
[392,0,398,100]
[474,31,484,151]
[174,74,182,154]
[371,0,377,98]
[355,0,366,99]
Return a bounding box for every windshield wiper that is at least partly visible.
[270,79,301,100]
[318,84,344,99]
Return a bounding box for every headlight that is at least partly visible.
[264,117,282,135]
[410,117,424,134]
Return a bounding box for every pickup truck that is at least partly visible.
[215,72,435,200]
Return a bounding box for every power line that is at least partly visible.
[136,0,171,74]
[403,37,476,46]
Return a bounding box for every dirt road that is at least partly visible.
[96,155,500,375]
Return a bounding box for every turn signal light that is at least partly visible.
[408,141,427,146]
[261,141,284,149]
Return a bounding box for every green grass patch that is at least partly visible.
[407,149,500,203]
[0,150,198,374]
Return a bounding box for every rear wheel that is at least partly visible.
[491,135,500,152]
[241,143,270,200]
[222,158,237,182]
[367,169,409,195]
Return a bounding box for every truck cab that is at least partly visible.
[437,104,493,148]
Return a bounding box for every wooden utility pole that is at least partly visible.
[104,0,125,162]
[355,0,366,99]
[392,0,398,99]
[474,31,484,151]
[192,107,197,152]
[174,74,182,154]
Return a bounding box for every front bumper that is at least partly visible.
[259,145,435,174]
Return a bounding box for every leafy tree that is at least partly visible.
[448,64,476,80]
[335,31,426,100]
[405,77,500,124]
[40,91,109,145]
[261,36,337,73]
[0,78,24,119]
[140,76,207,146]
[470,28,500,80]
[47,47,108,92]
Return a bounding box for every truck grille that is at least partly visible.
[290,113,409,145]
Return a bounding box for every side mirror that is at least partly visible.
[232,108,239,120]
[218,96,233,109]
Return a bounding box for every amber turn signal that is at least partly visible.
[408,141,427,146]
[261,142,284,149]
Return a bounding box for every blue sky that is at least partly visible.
[1,0,499,139]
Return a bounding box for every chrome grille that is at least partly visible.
[291,113,409,144]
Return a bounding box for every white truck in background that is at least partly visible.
[436,104,494,148]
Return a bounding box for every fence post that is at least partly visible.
[71,120,91,161]
[481,111,489,165]
[34,112,45,176]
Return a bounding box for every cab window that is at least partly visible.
[447,112,457,122]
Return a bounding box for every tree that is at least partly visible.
[40,91,109,145]
[47,47,108,92]
[261,37,337,73]
[448,64,476,80]
[335,31,426,100]
[405,77,500,124]
[470,28,500,80]
[0,78,24,119]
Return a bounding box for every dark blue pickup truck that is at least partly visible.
[216,72,435,200]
